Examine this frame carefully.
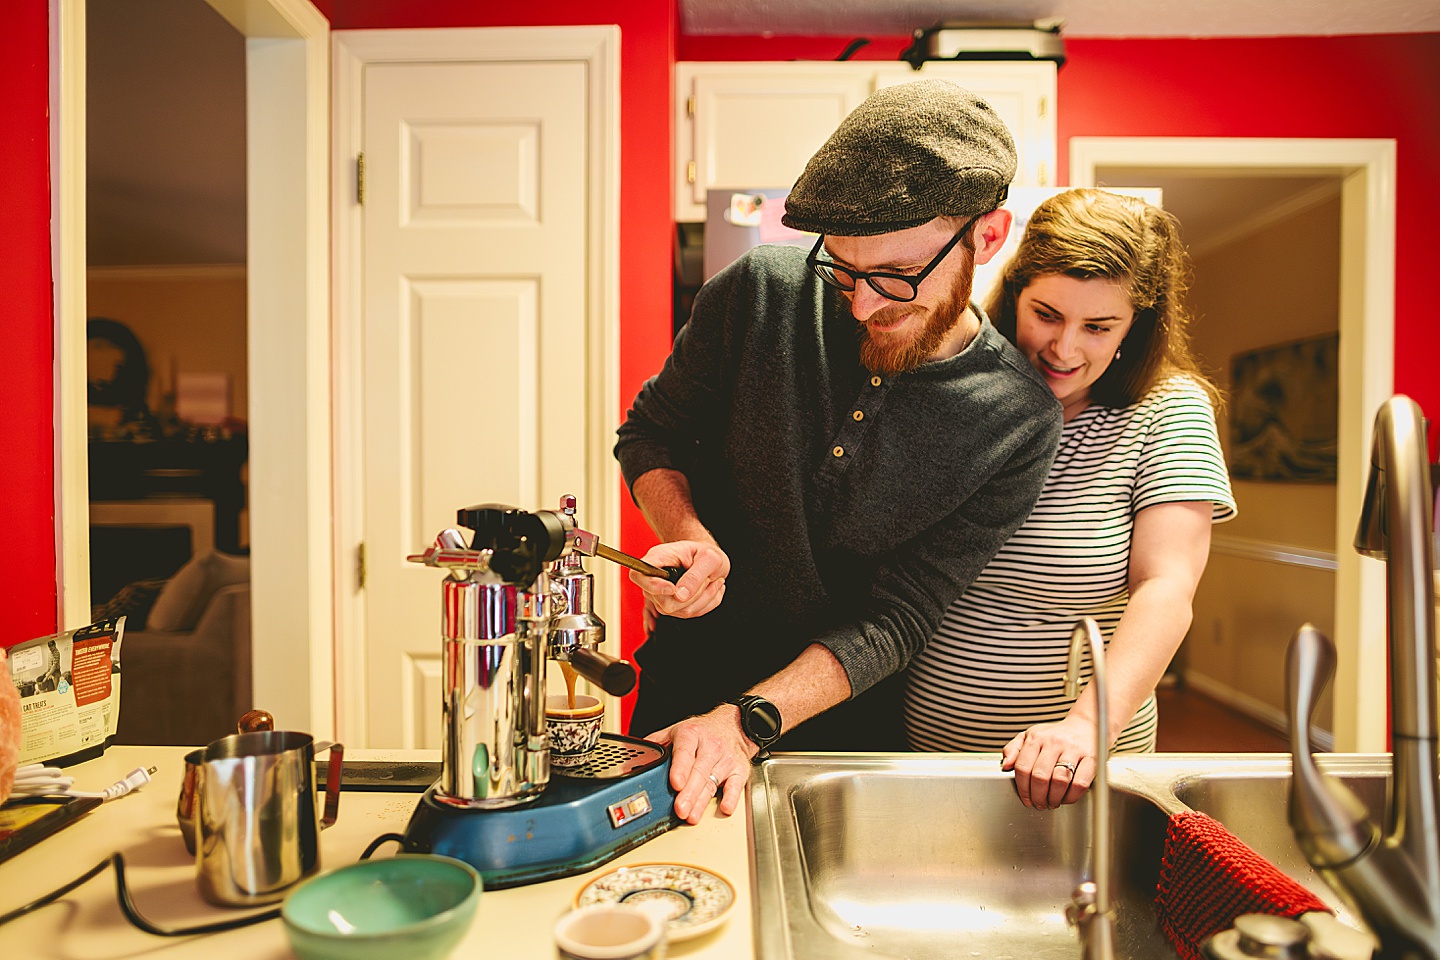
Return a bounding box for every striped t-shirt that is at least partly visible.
[903,375,1237,753]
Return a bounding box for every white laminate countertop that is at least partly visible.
[0,745,755,960]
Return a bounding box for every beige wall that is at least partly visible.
[87,266,248,422]
[1185,191,1342,734]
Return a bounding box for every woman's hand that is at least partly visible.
[629,540,730,621]
[1001,717,1098,810]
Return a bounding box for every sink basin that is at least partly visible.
[748,752,1390,960]
[1169,754,1391,923]
[752,755,1178,960]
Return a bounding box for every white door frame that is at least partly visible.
[330,27,621,743]
[1071,137,1397,752]
[52,0,335,735]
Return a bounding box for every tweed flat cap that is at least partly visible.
[782,79,1017,237]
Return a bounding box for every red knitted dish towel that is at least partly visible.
[1155,810,1332,960]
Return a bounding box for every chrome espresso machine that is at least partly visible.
[398,496,681,888]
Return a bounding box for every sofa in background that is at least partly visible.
[100,550,252,746]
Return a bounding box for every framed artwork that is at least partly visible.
[1228,333,1339,482]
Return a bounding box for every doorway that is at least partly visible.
[54,0,333,735]
[84,0,251,745]
[1071,137,1396,753]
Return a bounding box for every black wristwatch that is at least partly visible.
[729,695,783,761]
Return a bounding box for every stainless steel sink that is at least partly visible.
[752,754,1176,960]
[748,752,1390,960]
[1169,754,1392,924]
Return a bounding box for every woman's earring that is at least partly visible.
[1114,347,1122,360]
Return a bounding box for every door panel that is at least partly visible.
[361,60,589,748]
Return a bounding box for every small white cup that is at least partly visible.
[554,903,667,960]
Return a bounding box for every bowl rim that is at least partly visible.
[281,853,481,939]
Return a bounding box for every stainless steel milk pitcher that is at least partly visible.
[195,730,343,906]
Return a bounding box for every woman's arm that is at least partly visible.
[1002,499,1214,809]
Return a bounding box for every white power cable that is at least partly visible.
[10,763,156,802]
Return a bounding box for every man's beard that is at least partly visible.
[857,262,975,375]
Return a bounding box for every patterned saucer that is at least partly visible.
[574,861,736,941]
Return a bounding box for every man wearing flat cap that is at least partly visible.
[616,79,1063,821]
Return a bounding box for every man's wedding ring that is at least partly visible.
[1055,761,1077,776]
[707,773,721,789]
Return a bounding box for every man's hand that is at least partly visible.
[629,540,730,621]
[1000,718,1097,810]
[644,705,754,824]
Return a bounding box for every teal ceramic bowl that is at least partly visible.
[281,854,481,960]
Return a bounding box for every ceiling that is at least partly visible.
[680,0,1440,38]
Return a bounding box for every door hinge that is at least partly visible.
[686,160,697,185]
[356,541,367,590]
[356,152,365,205]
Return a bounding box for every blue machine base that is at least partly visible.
[400,736,681,890]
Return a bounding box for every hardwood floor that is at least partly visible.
[1154,683,1290,752]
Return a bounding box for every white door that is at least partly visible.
[359,59,592,749]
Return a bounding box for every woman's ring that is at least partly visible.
[1055,761,1077,776]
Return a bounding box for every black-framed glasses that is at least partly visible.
[807,211,985,303]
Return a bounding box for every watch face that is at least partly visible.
[744,698,782,744]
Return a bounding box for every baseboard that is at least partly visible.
[1182,670,1336,753]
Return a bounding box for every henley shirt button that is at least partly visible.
[870,375,882,387]
[852,410,864,421]
[832,445,845,458]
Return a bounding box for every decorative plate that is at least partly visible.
[574,862,736,941]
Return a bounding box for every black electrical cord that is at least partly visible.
[0,852,280,935]
[1,829,408,935]
[835,37,870,61]
[360,833,404,860]
[0,855,112,928]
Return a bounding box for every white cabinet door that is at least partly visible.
[674,61,1057,222]
[874,62,1056,190]
[675,65,872,222]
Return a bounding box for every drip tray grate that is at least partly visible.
[553,733,668,780]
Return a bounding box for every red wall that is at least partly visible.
[2,2,59,648]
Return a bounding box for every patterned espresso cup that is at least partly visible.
[546,694,604,768]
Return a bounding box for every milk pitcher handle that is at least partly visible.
[318,741,343,828]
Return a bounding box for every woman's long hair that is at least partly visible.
[986,188,1220,409]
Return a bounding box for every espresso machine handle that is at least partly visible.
[567,647,638,697]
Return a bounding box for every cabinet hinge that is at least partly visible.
[686,160,697,185]
[356,152,365,205]
[686,95,696,118]
[1038,95,1048,119]
[357,541,367,590]
[1038,162,1049,187]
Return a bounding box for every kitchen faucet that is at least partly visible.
[1286,395,1440,959]
[1063,617,1117,960]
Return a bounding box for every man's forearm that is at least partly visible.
[631,468,715,544]
[748,643,854,736]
